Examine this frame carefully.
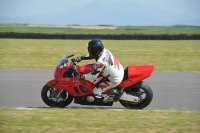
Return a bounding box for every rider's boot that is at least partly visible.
[112,89,123,102]
[119,92,140,102]
[93,87,103,98]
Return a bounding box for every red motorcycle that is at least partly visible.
[41,52,154,109]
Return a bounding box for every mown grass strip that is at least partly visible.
[0,39,199,71]
[0,108,199,133]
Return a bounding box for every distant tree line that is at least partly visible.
[0,32,199,40]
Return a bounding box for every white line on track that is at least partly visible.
[13,107,198,113]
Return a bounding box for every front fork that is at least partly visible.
[56,89,64,98]
[47,80,66,101]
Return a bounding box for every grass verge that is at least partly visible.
[0,39,200,71]
[0,108,199,133]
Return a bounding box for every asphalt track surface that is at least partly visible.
[0,70,200,111]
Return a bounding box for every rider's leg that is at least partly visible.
[93,81,119,98]
[93,80,140,102]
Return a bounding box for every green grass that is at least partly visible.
[1,24,200,35]
[0,108,199,133]
[0,39,200,71]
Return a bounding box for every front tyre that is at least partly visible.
[120,81,153,109]
[41,85,73,108]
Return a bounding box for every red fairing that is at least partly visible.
[47,79,58,86]
[54,64,73,80]
[46,64,96,96]
[46,60,154,97]
[46,79,62,92]
[58,78,94,95]
[117,65,154,88]
[54,66,65,80]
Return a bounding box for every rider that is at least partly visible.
[76,38,124,98]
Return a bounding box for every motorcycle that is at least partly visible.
[41,52,154,109]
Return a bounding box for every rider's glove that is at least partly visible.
[76,74,85,80]
[76,56,82,62]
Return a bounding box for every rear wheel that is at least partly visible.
[41,85,73,108]
[120,81,153,109]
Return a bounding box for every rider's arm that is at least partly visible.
[81,54,95,60]
[76,54,94,62]
[84,62,105,81]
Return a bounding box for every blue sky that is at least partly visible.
[0,0,200,25]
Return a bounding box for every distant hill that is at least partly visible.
[0,0,200,26]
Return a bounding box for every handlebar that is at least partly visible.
[71,58,81,65]
[71,58,77,65]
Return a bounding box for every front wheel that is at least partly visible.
[41,85,73,108]
[120,81,153,109]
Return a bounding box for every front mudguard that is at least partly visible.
[46,79,62,92]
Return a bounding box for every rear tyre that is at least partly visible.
[41,85,73,108]
[120,81,153,109]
